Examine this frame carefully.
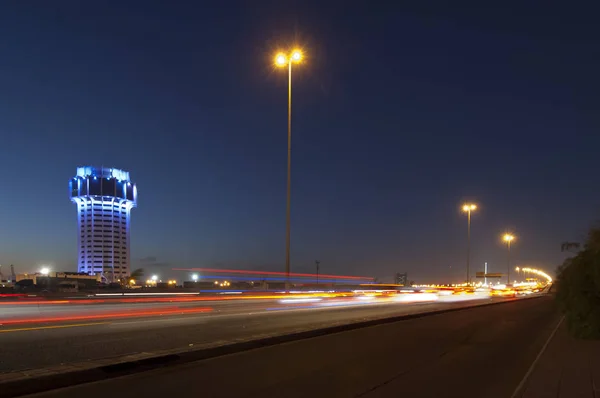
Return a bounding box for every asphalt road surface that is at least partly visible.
[27,295,559,398]
[2,293,509,373]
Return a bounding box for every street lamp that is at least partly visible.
[462,203,477,284]
[274,48,304,291]
[151,275,158,281]
[40,267,50,276]
[192,274,199,282]
[503,234,515,284]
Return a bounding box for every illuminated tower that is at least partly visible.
[69,167,137,282]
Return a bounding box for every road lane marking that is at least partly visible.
[510,314,565,398]
[0,322,108,333]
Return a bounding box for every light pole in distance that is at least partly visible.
[315,260,320,284]
[503,234,515,284]
[462,203,477,284]
[274,48,304,291]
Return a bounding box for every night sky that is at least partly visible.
[0,2,598,282]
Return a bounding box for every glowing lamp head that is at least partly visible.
[291,50,302,63]
[151,275,158,281]
[192,274,199,281]
[40,267,50,276]
[275,53,288,67]
[503,234,515,242]
[462,203,477,212]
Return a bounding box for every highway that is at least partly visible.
[1,291,512,374]
[24,295,559,398]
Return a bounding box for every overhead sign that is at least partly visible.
[395,273,407,286]
[475,272,503,278]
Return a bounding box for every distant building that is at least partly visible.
[69,166,137,282]
[394,272,408,286]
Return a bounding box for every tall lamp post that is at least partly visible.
[503,234,515,284]
[462,203,477,284]
[274,49,304,291]
[315,260,320,284]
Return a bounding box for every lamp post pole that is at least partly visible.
[274,50,304,292]
[503,234,515,284]
[462,204,477,284]
[507,240,511,284]
[284,59,292,291]
[315,260,320,284]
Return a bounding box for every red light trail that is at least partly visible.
[173,268,374,280]
[0,306,213,325]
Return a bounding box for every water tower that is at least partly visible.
[69,167,137,282]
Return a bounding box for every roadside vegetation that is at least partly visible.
[555,227,600,339]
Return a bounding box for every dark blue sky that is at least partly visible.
[0,2,598,282]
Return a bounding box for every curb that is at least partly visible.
[1,295,546,397]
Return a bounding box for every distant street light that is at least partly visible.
[503,234,515,284]
[40,267,50,276]
[462,203,477,284]
[274,48,304,291]
[192,274,199,282]
[151,275,158,281]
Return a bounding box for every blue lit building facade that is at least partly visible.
[69,167,137,282]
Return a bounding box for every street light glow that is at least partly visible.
[462,203,477,212]
[503,234,515,242]
[192,274,199,281]
[291,50,302,62]
[521,267,553,283]
[151,275,158,281]
[275,49,303,68]
[275,53,287,67]
[40,267,50,276]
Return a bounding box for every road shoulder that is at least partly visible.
[517,318,600,397]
